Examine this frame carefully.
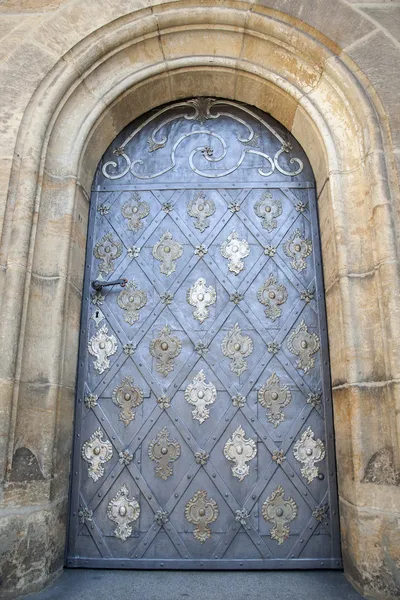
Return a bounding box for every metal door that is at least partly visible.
[67,98,341,569]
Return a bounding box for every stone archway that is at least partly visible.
[0,3,399,599]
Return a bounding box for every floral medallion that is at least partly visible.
[262,485,298,545]
[254,192,282,232]
[258,372,292,428]
[287,320,320,373]
[88,324,118,374]
[283,229,312,272]
[117,279,147,325]
[221,323,253,376]
[93,232,123,275]
[121,191,150,231]
[257,274,288,321]
[223,425,257,481]
[149,325,182,376]
[293,427,325,483]
[220,231,250,275]
[184,370,217,424]
[152,231,183,277]
[112,376,144,426]
[186,278,216,324]
[187,191,215,232]
[106,484,140,541]
[81,428,113,482]
[148,427,181,480]
[185,490,219,543]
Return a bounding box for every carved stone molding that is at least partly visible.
[88,324,118,374]
[117,280,147,325]
[223,425,257,481]
[106,484,140,541]
[81,428,113,482]
[221,323,253,376]
[184,370,217,424]
[257,274,288,321]
[187,191,215,232]
[185,490,219,543]
[121,191,150,231]
[93,232,123,275]
[220,231,250,275]
[152,231,183,276]
[149,325,182,376]
[262,485,298,544]
[287,320,320,373]
[293,426,325,483]
[258,372,292,428]
[254,192,282,232]
[148,427,181,480]
[283,229,312,272]
[187,278,216,323]
[112,376,144,426]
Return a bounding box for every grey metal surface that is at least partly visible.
[67,98,341,569]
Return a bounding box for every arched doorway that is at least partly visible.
[67,98,341,569]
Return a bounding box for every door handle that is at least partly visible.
[91,278,128,291]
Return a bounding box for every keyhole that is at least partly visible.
[95,311,99,318]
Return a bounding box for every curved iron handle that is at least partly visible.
[91,278,128,291]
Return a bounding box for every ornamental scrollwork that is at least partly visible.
[283,229,312,272]
[112,376,144,426]
[220,231,250,275]
[258,372,292,428]
[81,428,113,482]
[88,324,118,374]
[149,325,182,376]
[287,320,320,373]
[148,427,181,480]
[121,191,150,231]
[254,192,282,232]
[117,279,147,325]
[223,425,257,481]
[221,323,253,376]
[186,278,216,324]
[106,484,140,541]
[187,191,215,232]
[93,232,123,275]
[293,427,325,483]
[257,274,288,321]
[152,231,183,277]
[184,370,217,424]
[185,490,219,543]
[261,485,298,545]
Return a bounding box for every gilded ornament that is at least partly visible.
[91,290,104,306]
[267,341,280,355]
[162,201,173,213]
[272,449,286,465]
[185,490,219,543]
[229,292,243,304]
[287,320,320,373]
[117,280,147,325]
[258,372,292,428]
[93,232,123,275]
[194,244,208,258]
[301,288,314,303]
[194,451,209,466]
[187,192,215,232]
[160,292,174,305]
[187,278,216,324]
[221,323,253,376]
[84,393,98,409]
[152,231,183,277]
[194,341,208,356]
[307,391,322,410]
[121,192,150,231]
[262,485,298,544]
[295,201,308,213]
[283,229,312,272]
[223,425,257,481]
[112,376,144,426]
[157,395,171,409]
[229,202,240,213]
[254,192,282,232]
[220,231,250,275]
[123,342,136,356]
[118,449,133,466]
[313,504,329,522]
[231,394,246,408]
[88,324,118,374]
[97,204,110,216]
[106,484,140,542]
[149,325,182,376]
[81,428,113,482]
[154,510,169,526]
[257,274,288,321]
[264,245,276,257]
[78,506,93,524]
[148,427,181,480]
[127,246,140,258]
[184,370,217,424]
[293,426,325,483]
[235,508,250,526]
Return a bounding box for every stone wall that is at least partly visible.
[0,1,399,599]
